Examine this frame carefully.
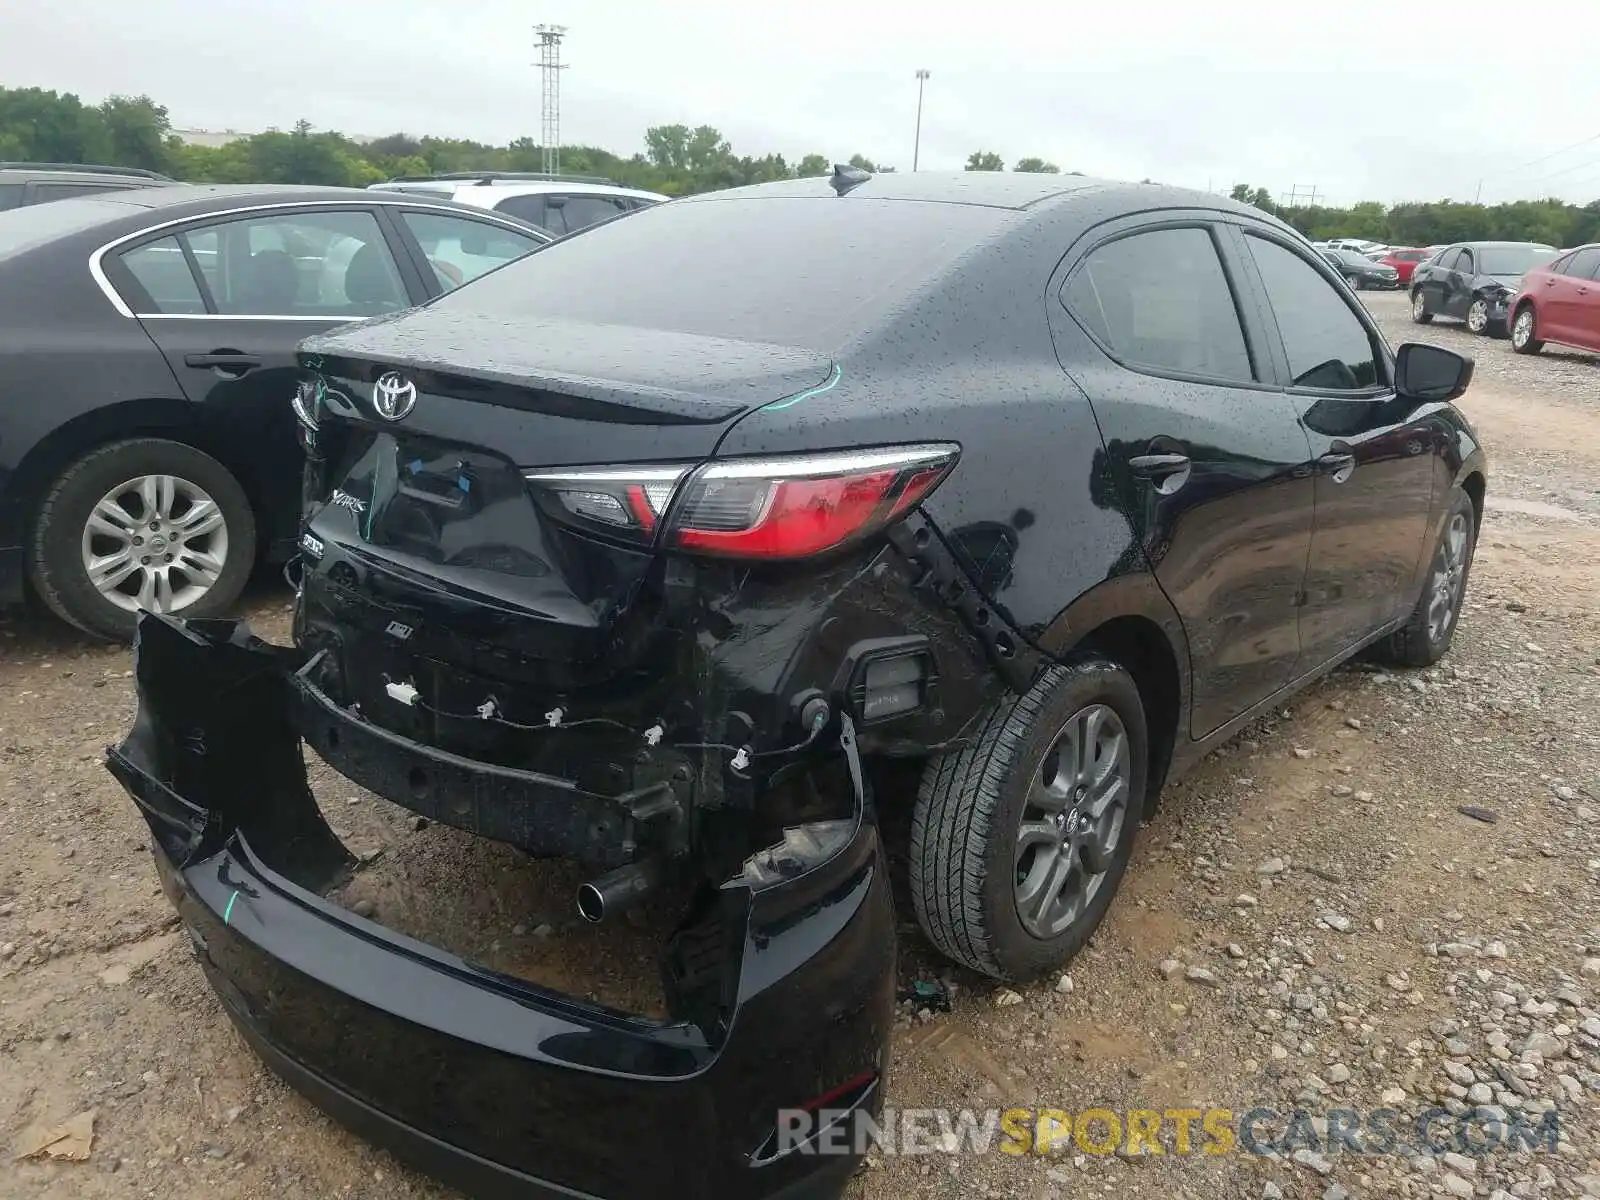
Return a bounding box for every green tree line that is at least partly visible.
[5,87,1598,246]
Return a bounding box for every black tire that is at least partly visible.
[1410,289,1433,323]
[1510,304,1544,354]
[910,656,1148,982]
[1466,297,1493,336]
[1345,273,1364,291]
[28,438,256,641]
[1374,487,1477,669]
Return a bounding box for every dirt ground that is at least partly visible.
[2,291,1597,1200]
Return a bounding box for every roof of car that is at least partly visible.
[1454,240,1558,249]
[370,179,669,202]
[682,170,1117,210]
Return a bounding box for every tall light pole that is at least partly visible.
[913,69,930,171]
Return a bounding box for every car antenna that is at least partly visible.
[830,163,872,196]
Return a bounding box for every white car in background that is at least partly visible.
[367,172,669,238]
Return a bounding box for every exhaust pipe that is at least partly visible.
[577,860,661,924]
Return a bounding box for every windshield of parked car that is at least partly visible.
[0,195,141,261]
[1477,246,1558,275]
[427,196,1015,353]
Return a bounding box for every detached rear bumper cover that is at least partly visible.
[105,615,893,1200]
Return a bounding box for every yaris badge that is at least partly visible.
[372,372,418,421]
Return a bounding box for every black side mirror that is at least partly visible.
[1395,343,1473,403]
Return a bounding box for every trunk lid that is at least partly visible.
[294,311,833,696]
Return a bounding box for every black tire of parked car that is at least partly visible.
[910,655,1148,982]
[1410,289,1433,324]
[28,438,256,641]
[1510,304,1545,355]
[1345,273,1364,291]
[1374,486,1477,669]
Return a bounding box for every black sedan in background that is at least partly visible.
[1410,240,1559,335]
[0,185,549,637]
[109,167,1487,1200]
[1319,246,1400,289]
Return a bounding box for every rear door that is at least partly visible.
[103,203,429,557]
[1417,247,1458,310]
[1055,218,1316,737]
[1228,226,1433,668]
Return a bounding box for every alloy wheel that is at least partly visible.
[1467,299,1488,333]
[1013,703,1131,939]
[1427,511,1470,643]
[80,474,229,614]
[1512,309,1534,349]
[1412,292,1428,319]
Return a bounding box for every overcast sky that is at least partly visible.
[5,0,1599,206]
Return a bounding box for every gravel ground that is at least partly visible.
[1,291,1597,1200]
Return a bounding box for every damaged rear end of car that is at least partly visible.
[103,204,1017,1194]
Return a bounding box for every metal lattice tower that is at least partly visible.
[535,25,568,176]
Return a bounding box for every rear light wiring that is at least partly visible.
[523,443,960,559]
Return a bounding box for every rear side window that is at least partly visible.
[1564,247,1600,280]
[1243,233,1382,392]
[119,236,206,315]
[29,181,134,203]
[1062,226,1254,383]
[399,211,545,291]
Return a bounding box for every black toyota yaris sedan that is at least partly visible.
[108,167,1486,1199]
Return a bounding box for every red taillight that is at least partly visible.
[524,445,959,558]
[667,445,959,560]
[522,465,689,546]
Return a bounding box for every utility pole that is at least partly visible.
[913,69,930,171]
[535,24,568,176]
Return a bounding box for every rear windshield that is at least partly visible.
[0,195,137,261]
[1392,250,1425,261]
[1478,246,1557,275]
[428,196,1014,352]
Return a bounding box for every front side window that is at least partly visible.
[1456,250,1477,275]
[118,236,206,315]
[172,209,409,318]
[1561,247,1600,280]
[1244,233,1382,392]
[399,211,544,291]
[1061,226,1254,383]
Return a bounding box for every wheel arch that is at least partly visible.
[1038,572,1190,818]
[10,398,266,550]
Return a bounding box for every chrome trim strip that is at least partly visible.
[521,465,691,484]
[696,444,960,480]
[89,199,551,319]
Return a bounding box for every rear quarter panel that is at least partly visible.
[710,202,1170,657]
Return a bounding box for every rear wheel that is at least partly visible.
[28,438,256,641]
[1511,305,1544,354]
[1410,289,1433,323]
[911,657,1148,982]
[1374,487,1476,668]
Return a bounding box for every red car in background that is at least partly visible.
[1375,247,1430,283]
[1509,244,1600,355]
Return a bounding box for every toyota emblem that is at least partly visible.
[372,372,418,421]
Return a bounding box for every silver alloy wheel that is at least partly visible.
[1412,291,1428,319]
[1345,273,1361,290]
[80,474,229,614]
[1512,308,1534,348]
[1427,511,1470,643]
[1467,299,1488,333]
[1013,702,1131,940]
